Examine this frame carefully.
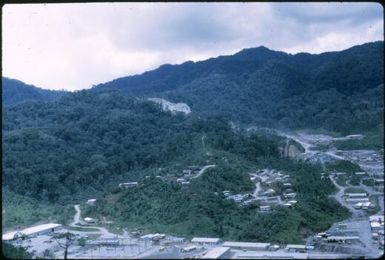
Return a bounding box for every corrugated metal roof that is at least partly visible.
[223,241,271,248]
[191,237,220,243]
[2,223,62,240]
[202,247,230,259]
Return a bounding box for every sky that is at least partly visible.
[2,2,383,91]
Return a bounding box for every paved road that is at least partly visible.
[253,182,261,197]
[71,204,81,226]
[70,205,116,238]
[191,165,216,179]
[329,176,365,218]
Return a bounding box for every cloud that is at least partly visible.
[2,2,383,91]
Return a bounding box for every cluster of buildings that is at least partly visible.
[222,169,298,213]
[180,237,315,259]
[343,192,374,208]
[370,214,384,249]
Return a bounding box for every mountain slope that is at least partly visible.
[3,89,350,243]
[2,77,67,106]
[92,41,384,134]
[2,90,280,203]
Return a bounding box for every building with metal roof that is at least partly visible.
[222,241,271,250]
[191,237,220,244]
[2,223,62,241]
[201,247,231,259]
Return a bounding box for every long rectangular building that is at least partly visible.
[222,241,271,250]
[191,237,220,244]
[201,247,231,259]
[2,223,62,241]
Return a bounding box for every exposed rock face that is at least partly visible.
[147,98,191,115]
[280,139,304,158]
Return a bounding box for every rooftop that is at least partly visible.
[2,223,62,240]
[223,241,271,249]
[201,247,230,258]
[286,244,307,249]
[191,237,220,243]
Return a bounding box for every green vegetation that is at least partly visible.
[2,242,34,259]
[2,77,66,106]
[2,189,74,230]
[94,41,383,135]
[83,157,350,244]
[2,41,381,246]
[325,160,364,186]
[66,226,99,232]
[362,179,376,187]
[334,129,384,151]
[344,187,366,194]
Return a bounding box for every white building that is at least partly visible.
[345,197,369,203]
[84,217,97,224]
[201,247,231,259]
[345,193,367,198]
[222,241,271,251]
[325,236,360,242]
[370,215,384,223]
[2,223,62,241]
[191,237,220,245]
[260,206,271,212]
[119,182,138,188]
[86,199,96,206]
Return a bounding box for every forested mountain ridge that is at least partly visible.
[2,89,351,243]
[93,41,384,133]
[2,77,67,106]
[2,90,280,204]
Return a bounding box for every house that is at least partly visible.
[119,182,138,188]
[176,178,185,183]
[361,202,375,209]
[86,199,96,206]
[284,193,297,199]
[2,223,63,241]
[223,191,231,197]
[370,222,382,232]
[222,241,270,251]
[370,215,384,223]
[181,181,190,185]
[282,203,292,208]
[325,236,360,243]
[260,206,271,212]
[201,247,231,259]
[355,172,366,176]
[263,189,275,196]
[285,244,307,253]
[191,237,220,245]
[84,217,97,224]
[345,193,367,198]
[141,233,166,241]
[345,197,369,203]
[181,245,196,252]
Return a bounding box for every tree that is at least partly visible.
[52,232,76,260]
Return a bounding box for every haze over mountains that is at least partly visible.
[3,41,383,134]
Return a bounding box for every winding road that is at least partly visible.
[70,204,116,238]
[191,165,216,179]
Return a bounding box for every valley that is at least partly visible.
[2,40,383,259]
[3,127,383,259]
